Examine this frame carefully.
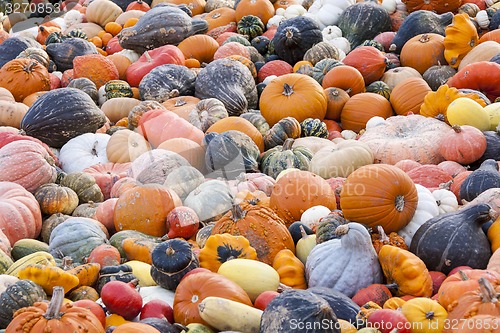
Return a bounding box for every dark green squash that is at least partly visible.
[337,2,391,49]
[260,289,340,333]
[59,172,104,204]
[139,64,197,102]
[311,59,344,85]
[264,116,301,150]
[195,58,258,116]
[308,287,362,328]
[410,203,493,275]
[237,15,265,39]
[272,16,323,66]
[240,110,270,136]
[223,35,251,46]
[11,239,50,261]
[460,159,500,202]
[300,118,328,138]
[422,65,456,91]
[150,239,199,291]
[96,264,137,293]
[470,128,500,169]
[360,39,385,52]
[316,211,348,244]
[251,35,270,55]
[105,80,133,99]
[389,10,453,53]
[259,138,313,179]
[16,47,51,69]
[288,221,314,245]
[117,5,208,54]
[45,38,98,72]
[45,31,64,45]
[20,88,106,148]
[65,29,88,40]
[0,36,41,68]
[366,81,391,99]
[303,41,340,66]
[67,78,99,104]
[204,130,260,176]
[0,280,47,328]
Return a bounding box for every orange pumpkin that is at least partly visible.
[234,0,275,25]
[157,138,206,172]
[22,91,48,107]
[321,65,366,96]
[402,0,461,13]
[107,54,132,81]
[213,41,251,60]
[390,77,431,115]
[340,164,418,233]
[260,73,327,127]
[211,202,295,264]
[203,7,237,30]
[342,46,387,85]
[72,54,119,89]
[324,87,350,121]
[340,92,394,132]
[400,33,447,75]
[113,184,181,237]
[206,116,264,152]
[162,96,200,120]
[0,59,50,102]
[177,35,220,64]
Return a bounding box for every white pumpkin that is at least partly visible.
[365,116,387,130]
[59,133,111,173]
[301,205,332,230]
[116,49,141,63]
[475,10,490,29]
[267,14,285,28]
[284,4,307,18]
[322,25,343,40]
[184,180,233,222]
[306,0,355,29]
[64,10,84,28]
[306,223,383,297]
[398,184,440,246]
[432,189,459,214]
[325,36,351,54]
[381,0,397,14]
[341,130,357,140]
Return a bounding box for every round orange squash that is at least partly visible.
[178,34,220,64]
[390,77,431,115]
[0,59,50,102]
[340,92,394,132]
[321,65,366,96]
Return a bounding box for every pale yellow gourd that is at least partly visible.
[446,97,491,131]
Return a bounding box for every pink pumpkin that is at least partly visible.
[95,198,118,234]
[406,164,453,189]
[138,109,204,148]
[257,60,293,83]
[0,181,42,244]
[83,162,131,200]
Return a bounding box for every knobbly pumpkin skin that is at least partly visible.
[0,59,50,102]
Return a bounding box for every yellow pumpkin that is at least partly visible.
[443,13,479,69]
[199,234,257,272]
[484,102,500,130]
[66,263,100,288]
[217,258,280,302]
[18,264,79,295]
[488,216,500,252]
[446,97,491,131]
[272,249,307,289]
[400,297,448,333]
[383,296,406,310]
[338,319,357,333]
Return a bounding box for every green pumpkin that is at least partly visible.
[0,280,47,328]
[237,15,265,39]
[11,239,49,261]
[65,29,88,40]
[259,138,313,179]
[311,59,344,85]
[223,35,251,46]
[366,81,391,100]
[300,118,328,138]
[316,211,348,244]
[105,80,134,99]
[264,116,301,150]
[59,172,104,204]
[45,31,64,45]
[360,39,385,52]
[240,110,270,136]
[303,41,340,66]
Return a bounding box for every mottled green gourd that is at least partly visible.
[300,118,328,138]
[260,138,313,179]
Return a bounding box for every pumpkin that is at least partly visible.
[5,286,104,333]
[459,41,500,71]
[340,164,418,233]
[438,125,487,165]
[203,7,236,31]
[400,297,448,333]
[352,284,393,307]
[371,226,408,255]
[239,110,269,136]
[324,87,350,121]
[443,13,479,69]
[199,233,257,272]
[264,116,301,150]
[0,59,50,102]
[0,101,28,128]
[310,140,374,179]
[259,138,313,179]
[58,133,110,173]
[365,81,391,100]
[315,210,347,244]
[46,38,98,73]
[400,33,446,75]
[306,223,383,298]
[162,96,200,120]
[150,238,199,291]
[117,5,208,54]
[59,172,104,204]
[342,46,387,85]
[187,98,228,133]
[269,169,337,226]
[83,162,130,200]
[447,62,500,102]
[406,165,453,189]
[460,160,500,202]
[311,58,343,86]
[34,184,79,215]
[173,270,252,326]
[272,248,306,289]
[379,245,433,297]
[139,64,196,103]
[226,172,276,197]
[303,42,341,66]
[358,114,450,165]
[390,77,432,115]
[206,116,264,152]
[322,65,366,96]
[114,184,181,237]
[106,129,151,163]
[341,93,394,132]
[235,0,274,25]
[446,97,491,131]
[260,73,327,127]
[410,203,493,275]
[18,264,79,295]
[183,179,233,223]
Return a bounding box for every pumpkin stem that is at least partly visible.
[478,277,499,303]
[419,34,430,43]
[299,225,309,239]
[435,113,446,122]
[45,286,65,320]
[166,246,175,256]
[60,256,74,270]
[376,226,389,242]
[425,311,435,320]
[452,125,462,133]
[277,283,292,292]
[91,140,99,156]
[334,224,349,236]
[174,98,187,107]
[168,89,180,99]
[144,51,153,62]
[282,138,294,150]
[282,83,294,97]
[230,204,247,222]
[395,195,405,212]
[23,60,38,73]
[438,180,452,190]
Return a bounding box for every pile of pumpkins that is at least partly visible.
[0,0,499,331]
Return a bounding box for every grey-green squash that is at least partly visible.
[259,138,313,179]
[0,280,47,328]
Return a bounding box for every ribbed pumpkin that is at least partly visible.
[203,7,237,31]
[341,93,394,132]
[114,184,181,237]
[321,65,366,96]
[0,59,50,102]
[269,169,337,226]
[400,33,446,75]
[211,203,294,264]
[342,46,387,85]
[390,77,432,115]
[234,0,275,25]
[259,73,327,127]
[206,116,264,152]
[340,164,419,233]
[106,129,151,163]
[177,34,220,64]
[324,87,350,121]
[402,0,461,13]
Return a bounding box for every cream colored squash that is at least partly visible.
[484,102,500,130]
[432,188,459,214]
[458,41,500,70]
[85,0,123,27]
[446,97,491,131]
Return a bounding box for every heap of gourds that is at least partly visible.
[0,0,499,331]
